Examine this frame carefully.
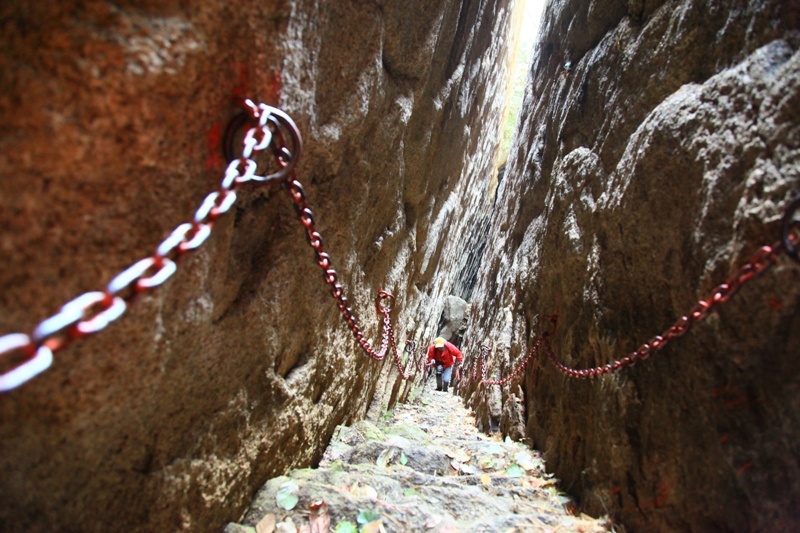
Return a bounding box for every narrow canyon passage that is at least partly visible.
[225,382,610,532]
[0,1,798,532]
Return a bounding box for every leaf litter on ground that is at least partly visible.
[224,388,612,533]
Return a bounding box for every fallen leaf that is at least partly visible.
[460,464,479,475]
[478,457,495,470]
[514,452,540,471]
[403,487,420,497]
[450,460,463,471]
[275,517,298,533]
[480,474,492,486]
[556,494,573,506]
[356,509,381,526]
[424,515,443,529]
[351,482,378,500]
[333,521,357,533]
[505,464,525,478]
[399,452,408,466]
[376,448,396,468]
[525,477,556,489]
[276,480,300,511]
[485,444,505,455]
[256,513,277,533]
[361,520,385,533]
[309,501,330,533]
[452,449,471,463]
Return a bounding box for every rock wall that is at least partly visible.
[463,0,800,531]
[0,0,514,531]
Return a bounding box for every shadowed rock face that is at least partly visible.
[0,1,513,531]
[462,0,800,531]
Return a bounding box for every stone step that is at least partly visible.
[224,390,610,533]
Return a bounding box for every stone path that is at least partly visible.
[224,388,611,533]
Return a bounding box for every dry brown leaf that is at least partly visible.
[361,520,385,533]
[256,513,277,533]
[424,515,443,529]
[525,477,556,490]
[350,481,378,500]
[514,452,540,471]
[275,517,297,533]
[309,501,330,533]
[460,463,479,475]
[453,449,471,463]
[376,448,397,468]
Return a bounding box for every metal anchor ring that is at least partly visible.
[222,111,254,164]
[375,290,395,313]
[222,102,304,184]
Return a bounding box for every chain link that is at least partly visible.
[473,315,557,386]
[480,340,540,385]
[472,228,797,385]
[284,175,401,362]
[3,99,797,392]
[0,100,302,392]
[0,99,422,391]
[546,234,797,380]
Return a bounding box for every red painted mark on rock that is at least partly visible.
[230,64,281,105]
[712,386,747,410]
[266,69,282,104]
[204,121,223,170]
[231,62,250,101]
[637,481,671,509]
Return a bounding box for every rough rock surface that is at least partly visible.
[461,0,800,531]
[436,294,469,343]
[0,1,515,531]
[224,388,609,532]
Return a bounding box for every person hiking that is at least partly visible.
[426,337,463,392]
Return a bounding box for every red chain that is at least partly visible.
[470,346,481,382]
[0,100,416,391]
[471,316,557,385]
[545,236,799,379]
[471,218,798,385]
[283,177,401,362]
[3,98,797,392]
[0,101,304,392]
[395,341,414,380]
[480,341,541,385]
